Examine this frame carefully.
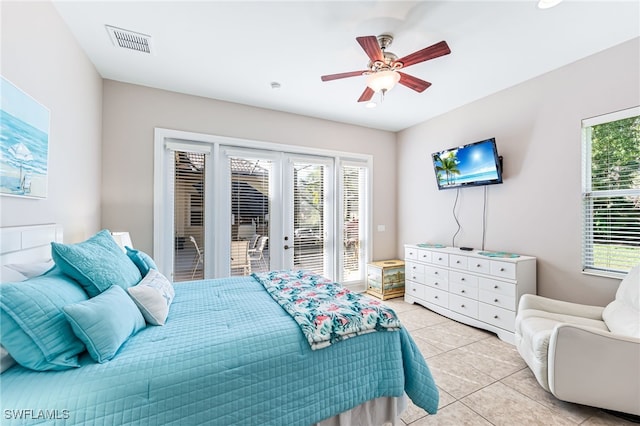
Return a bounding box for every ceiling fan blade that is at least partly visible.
[357,87,374,103]
[321,70,367,82]
[356,36,384,63]
[398,72,432,93]
[395,41,451,68]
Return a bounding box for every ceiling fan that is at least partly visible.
[320,34,451,103]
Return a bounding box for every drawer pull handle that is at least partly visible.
[494,315,499,319]
[412,288,416,292]
[434,271,439,275]
[461,304,465,308]
[494,285,499,289]
[434,295,438,299]
[438,257,443,261]
[461,278,465,281]
[476,264,481,267]
[456,260,461,264]
[461,290,465,293]
[494,298,499,303]
[500,268,505,272]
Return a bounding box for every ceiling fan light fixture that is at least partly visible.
[537,0,562,9]
[366,70,400,93]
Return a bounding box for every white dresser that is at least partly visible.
[404,244,536,344]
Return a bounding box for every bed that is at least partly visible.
[0,224,439,425]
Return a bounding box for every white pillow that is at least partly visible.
[0,346,16,373]
[127,269,175,326]
[603,263,640,338]
[0,266,27,283]
[4,260,55,278]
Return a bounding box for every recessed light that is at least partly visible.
[538,0,562,9]
[270,82,281,90]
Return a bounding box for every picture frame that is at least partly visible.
[0,76,50,199]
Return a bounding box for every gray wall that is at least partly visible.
[0,1,103,243]
[101,81,398,259]
[397,38,640,306]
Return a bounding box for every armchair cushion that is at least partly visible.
[515,303,608,391]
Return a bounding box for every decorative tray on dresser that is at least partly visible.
[404,243,536,344]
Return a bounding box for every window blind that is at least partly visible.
[174,150,206,281]
[342,164,366,282]
[582,108,640,275]
[292,162,326,276]
[229,157,271,275]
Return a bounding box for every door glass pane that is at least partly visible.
[173,151,205,281]
[292,162,326,275]
[230,157,271,275]
[342,165,365,282]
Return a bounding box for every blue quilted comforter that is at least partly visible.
[1,276,438,425]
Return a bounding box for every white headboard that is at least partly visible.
[0,224,63,266]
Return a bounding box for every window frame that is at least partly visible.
[154,128,373,288]
[581,106,640,278]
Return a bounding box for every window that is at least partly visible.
[582,106,640,276]
[341,163,367,282]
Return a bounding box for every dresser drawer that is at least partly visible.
[449,282,479,299]
[405,247,418,260]
[479,277,516,297]
[449,271,478,287]
[449,254,468,270]
[432,252,449,267]
[405,280,425,299]
[406,261,425,275]
[425,275,449,291]
[449,294,479,319]
[407,271,425,284]
[417,249,432,263]
[479,303,515,332]
[425,265,447,280]
[468,257,491,274]
[490,260,516,280]
[479,289,516,311]
[424,286,449,308]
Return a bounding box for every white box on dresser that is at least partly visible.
[404,244,536,344]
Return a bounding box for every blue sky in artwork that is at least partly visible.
[1,77,49,133]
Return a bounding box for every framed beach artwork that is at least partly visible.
[0,76,50,198]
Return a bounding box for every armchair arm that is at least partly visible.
[548,323,640,416]
[518,294,604,320]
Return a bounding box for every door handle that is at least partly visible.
[284,245,290,250]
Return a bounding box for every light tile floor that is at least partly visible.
[381,298,636,426]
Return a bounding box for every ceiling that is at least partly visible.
[52,1,640,132]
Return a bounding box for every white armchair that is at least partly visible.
[515,264,640,416]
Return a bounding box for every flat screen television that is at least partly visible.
[432,138,503,190]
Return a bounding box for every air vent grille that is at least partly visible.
[106,25,153,54]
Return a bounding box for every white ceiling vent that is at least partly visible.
[106,25,153,54]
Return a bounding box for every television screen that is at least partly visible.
[432,138,503,190]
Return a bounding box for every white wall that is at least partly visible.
[0,1,103,243]
[101,81,397,259]
[397,38,640,306]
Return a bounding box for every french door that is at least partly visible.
[223,148,333,277]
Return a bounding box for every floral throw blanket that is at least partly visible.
[252,270,401,350]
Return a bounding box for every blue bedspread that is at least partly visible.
[1,276,438,425]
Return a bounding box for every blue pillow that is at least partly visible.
[51,229,142,297]
[63,285,146,363]
[125,247,158,276]
[0,268,88,371]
